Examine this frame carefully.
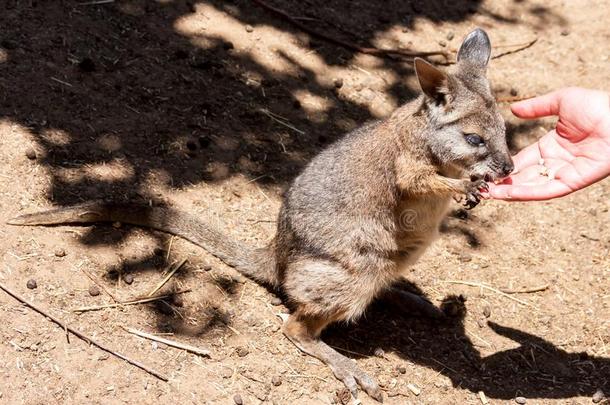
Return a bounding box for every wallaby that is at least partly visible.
[8,29,513,402]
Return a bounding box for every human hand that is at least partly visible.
[488,87,610,201]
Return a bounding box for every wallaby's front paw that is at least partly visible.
[463,179,488,210]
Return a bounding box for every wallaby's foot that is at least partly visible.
[282,312,384,402]
[463,178,489,210]
[382,287,445,319]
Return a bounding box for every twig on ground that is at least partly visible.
[500,284,549,294]
[147,258,187,297]
[50,77,73,87]
[0,282,168,381]
[440,280,538,308]
[285,373,329,382]
[249,0,448,61]
[491,38,538,60]
[78,0,115,5]
[122,326,211,357]
[166,236,175,262]
[72,289,191,313]
[259,108,305,135]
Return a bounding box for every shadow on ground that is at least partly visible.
[2,0,597,402]
[324,292,609,400]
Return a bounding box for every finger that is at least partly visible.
[488,179,573,201]
[510,142,543,173]
[511,90,561,119]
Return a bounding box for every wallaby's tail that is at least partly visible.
[7,202,279,287]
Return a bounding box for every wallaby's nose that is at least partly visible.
[501,160,514,177]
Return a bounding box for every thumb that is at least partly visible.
[511,90,562,119]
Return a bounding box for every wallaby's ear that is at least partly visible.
[414,58,448,103]
[457,28,491,69]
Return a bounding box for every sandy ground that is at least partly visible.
[0,0,608,404]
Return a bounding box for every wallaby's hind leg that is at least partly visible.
[381,287,445,319]
[282,311,384,402]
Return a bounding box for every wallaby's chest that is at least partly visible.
[393,196,451,270]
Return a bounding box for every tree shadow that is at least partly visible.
[2,0,596,402]
[324,294,609,400]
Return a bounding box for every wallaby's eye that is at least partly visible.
[465,134,485,147]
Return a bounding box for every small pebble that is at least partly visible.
[270,297,282,306]
[245,24,254,33]
[332,77,343,88]
[233,393,243,405]
[515,396,527,404]
[186,140,197,151]
[78,57,96,72]
[123,274,134,285]
[446,32,455,40]
[592,389,605,403]
[1,39,18,50]
[54,248,66,257]
[88,285,101,296]
[271,375,282,386]
[374,347,385,358]
[397,365,407,374]
[458,252,472,262]
[510,88,518,96]
[438,40,447,47]
[560,29,570,36]
[483,305,491,318]
[221,367,233,379]
[26,279,37,289]
[165,292,181,306]
[232,274,246,284]
[25,148,37,160]
[198,136,211,148]
[173,49,189,59]
[236,346,249,357]
[203,265,212,271]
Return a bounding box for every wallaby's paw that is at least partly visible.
[331,360,383,403]
[464,179,488,210]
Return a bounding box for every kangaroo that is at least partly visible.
[8,29,512,402]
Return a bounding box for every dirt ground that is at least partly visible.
[0,0,608,404]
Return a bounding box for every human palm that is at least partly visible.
[489,87,610,201]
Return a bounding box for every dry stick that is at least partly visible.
[147,258,187,298]
[440,280,538,309]
[491,38,538,60]
[259,108,305,135]
[0,282,168,381]
[72,289,191,313]
[500,283,550,294]
[249,0,448,60]
[122,326,211,357]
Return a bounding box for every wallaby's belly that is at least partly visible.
[394,196,451,272]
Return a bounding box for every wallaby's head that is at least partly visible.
[414,28,513,182]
